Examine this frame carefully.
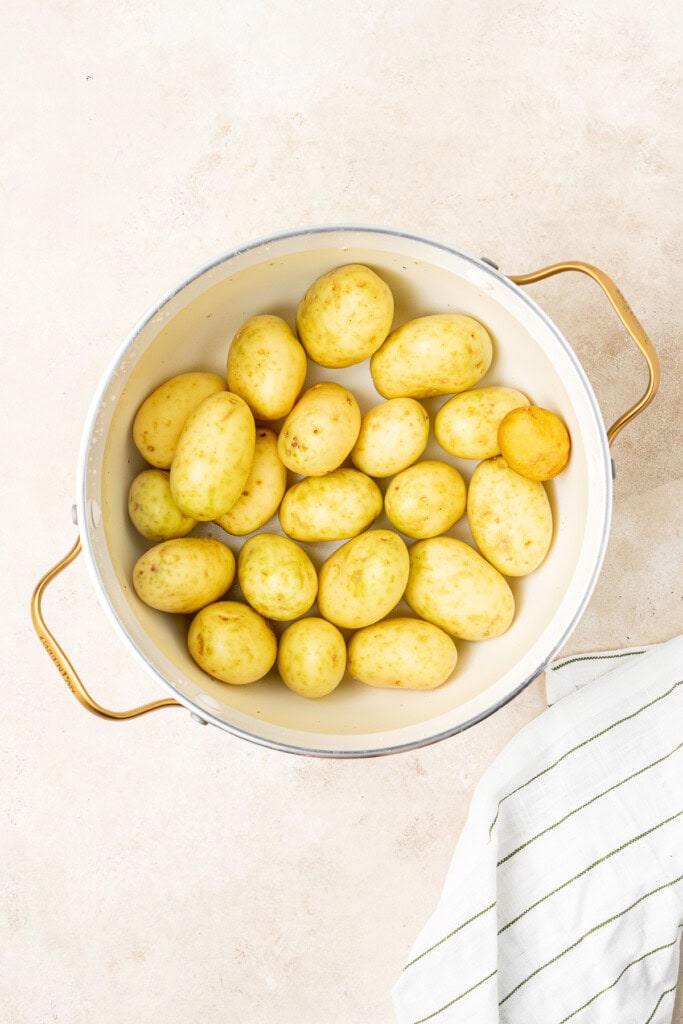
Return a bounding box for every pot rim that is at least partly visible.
[76,224,612,757]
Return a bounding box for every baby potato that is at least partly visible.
[498,405,571,480]
[296,263,394,368]
[435,386,530,460]
[215,428,286,536]
[277,618,346,698]
[188,601,276,685]
[317,529,409,629]
[351,398,430,478]
[133,371,225,468]
[170,392,255,521]
[277,382,361,476]
[133,537,235,614]
[128,469,196,541]
[347,618,457,690]
[237,534,318,621]
[405,537,515,641]
[227,314,307,420]
[467,456,553,576]
[279,468,382,542]
[370,314,493,399]
[384,460,466,539]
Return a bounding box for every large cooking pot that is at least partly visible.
[32,227,658,756]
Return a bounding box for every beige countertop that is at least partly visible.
[4,1,681,1021]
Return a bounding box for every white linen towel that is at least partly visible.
[393,635,683,1024]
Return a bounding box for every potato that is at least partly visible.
[347,618,457,690]
[170,392,255,521]
[384,460,466,539]
[215,428,286,536]
[296,263,394,368]
[128,469,196,541]
[133,372,225,468]
[277,618,346,698]
[133,537,235,614]
[237,534,318,621]
[370,314,493,399]
[351,398,430,478]
[467,456,553,576]
[277,382,361,476]
[404,537,515,641]
[279,468,382,542]
[498,406,571,480]
[434,386,529,460]
[188,601,276,685]
[227,314,307,420]
[317,529,409,629]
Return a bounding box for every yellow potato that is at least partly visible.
[133,537,235,614]
[317,529,409,629]
[351,398,430,478]
[237,534,318,621]
[384,460,466,539]
[347,618,457,690]
[405,537,515,640]
[277,382,361,476]
[435,386,530,460]
[279,468,382,542]
[296,263,394,368]
[498,406,571,480]
[188,601,276,685]
[467,456,553,576]
[170,392,255,521]
[370,314,493,399]
[227,314,307,420]
[128,469,196,541]
[215,428,286,536]
[277,617,347,698]
[133,372,225,468]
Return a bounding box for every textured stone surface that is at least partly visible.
[3,0,681,1020]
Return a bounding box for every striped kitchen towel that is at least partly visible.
[392,634,683,1024]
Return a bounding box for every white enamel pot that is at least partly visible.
[32,226,658,756]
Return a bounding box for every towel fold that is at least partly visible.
[393,635,683,1024]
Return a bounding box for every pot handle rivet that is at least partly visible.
[190,712,209,726]
[71,504,78,525]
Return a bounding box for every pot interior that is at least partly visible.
[79,227,611,755]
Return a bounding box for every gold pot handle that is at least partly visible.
[509,261,660,446]
[31,535,182,720]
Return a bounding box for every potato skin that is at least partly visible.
[188,601,276,685]
[405,537,515,641]
[497,406,571,481]
[237,534,318,621]
[296,263,394,368]
[133,537,235,614]
[279,468,382,542]
[215,428,286,536]
[347,618,457,690]
[435,386,529,460]
[227,314,307,420]
[317,529,410,629]
[277,618,347,698]
[277,382,361,476]
[370,314,492,399]
[133,372,225,468]
[467,456,553,576]
[170,391,255,521]
[384,460,466,539]
[351,398,430,478]
[128,469,196,541]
